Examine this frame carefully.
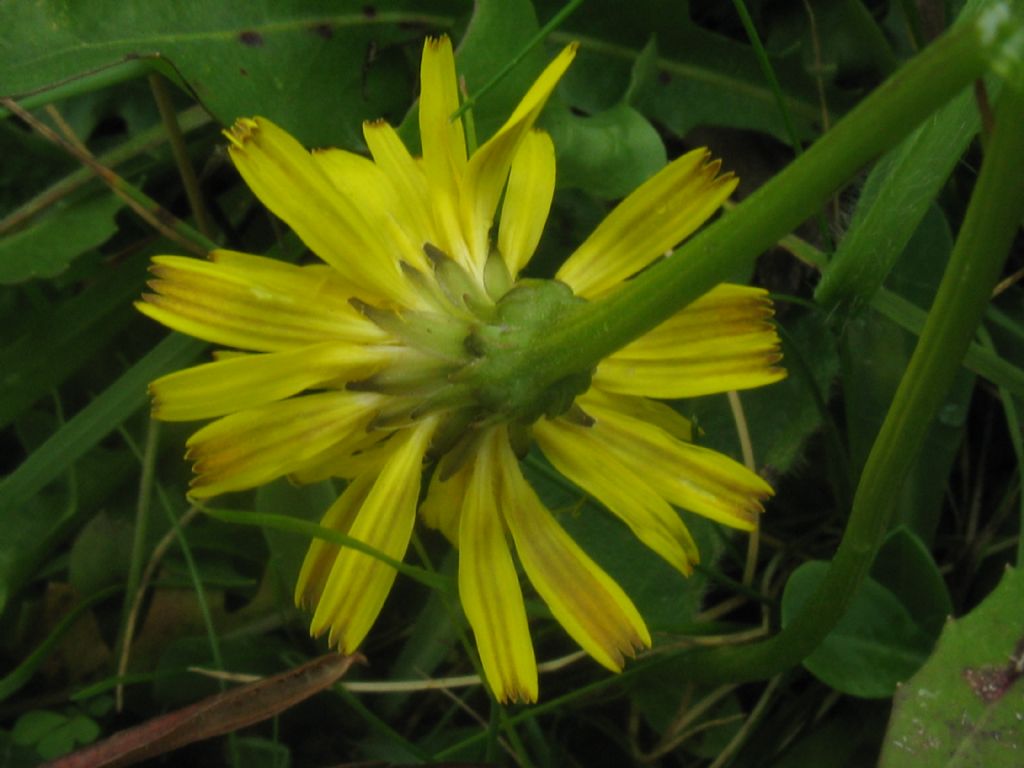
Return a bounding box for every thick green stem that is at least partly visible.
[476,10,1009,398]
[678,83,1024,683]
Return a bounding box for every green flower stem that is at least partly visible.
[523,13,1009,387]
[680,83,1024,683]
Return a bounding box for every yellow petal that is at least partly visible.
[595,285,786,398]
[136,252,384,352]
[295,472,375,610]
[497,436,650,671]
[420,461,471,546]
[580,394,773,530]
[286,430,393,485]
[310,417,436,651]
[362,119,437,249]
[533,419,698,575]
[461,45,576,271]
[225,117,415,304]
[313,147,430,276]
[185,391,382,498]
[150,342,390,421]
[578,387,693,443]
[419,36,472,268]
[459,428,537,703]
[498,130,556,277]
[556,149,738,298]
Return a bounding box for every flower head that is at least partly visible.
[138,36,785,703]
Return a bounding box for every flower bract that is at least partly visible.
[137,35,786,703]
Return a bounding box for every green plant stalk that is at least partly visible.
[0,59,152,119]
[116,420,161,667]
[450,0,584,121]
[730,0,804,154]
[0,105,211,236]
[0,585,122,702]
[149,74,217,239]
[680,84,1024,683]
[730,0,834,248]
[475,10,1006,400]
[778,226,1024,398]
[0,97,216,255]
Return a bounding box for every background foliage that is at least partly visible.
[1,0,1022,766]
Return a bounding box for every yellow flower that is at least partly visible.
[137,36,785,703]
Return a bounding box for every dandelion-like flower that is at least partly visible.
[138,36,785,703]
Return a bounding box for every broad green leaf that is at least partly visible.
[782,561,934,698]
[2,1,468,149]
[815,87,979,307]
[623,37,660,106]
[880,567,1024,767]
[872,527,953,638]
[0,193,124,283]
[841,206,973,543]
[10,711,67,746]
[68,510,136,597]
[544,34,666,199]
[548,102,666,199]
[541,0,858,143]
[36,715,101,761]
[452,0,546,143]
[0,254,147,430]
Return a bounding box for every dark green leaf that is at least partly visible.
[453,0,546,143]
[815,87,979,306]
[10,711,67,746]
[0,193,124,283]
[841,206,973,543]
[548,103,666,199]
[0,254,147,429]
[543,0,857,142]
[782,561,934,698]
[68,510,136,596]
[872,527,952,638]
[880,567,1024,767]
[2,1,468,149]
